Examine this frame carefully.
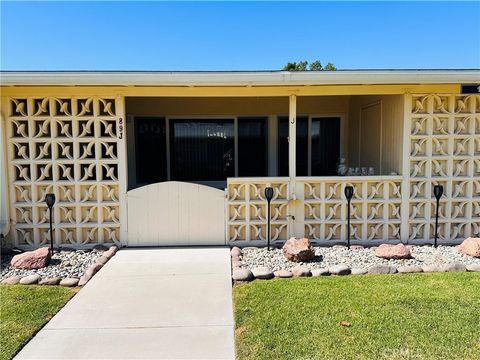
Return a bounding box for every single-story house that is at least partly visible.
[0,70,479,249]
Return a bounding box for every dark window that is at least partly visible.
[461,84,480,94]
[170,119,234,181]
[311,117,341,176]
[238,117,268,176]
[135,117,167,184]
[278,116,308,176]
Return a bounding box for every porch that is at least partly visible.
[124,94,406,245]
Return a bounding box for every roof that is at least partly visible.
[1,69,479,86]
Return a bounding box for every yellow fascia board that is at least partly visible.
[1,83,460,97]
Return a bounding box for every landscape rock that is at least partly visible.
[109,245,119,253]
[78,273,92,286]
[85,263,103,277]
[274,269,293,278]
[351,268,368,275]
[397,265,423,273]
[291,266,311,277]
[19,274,41,285]
[232,268,253,281]
[458,237,480,258]
[11,247,51,269]
[329,264,350,275]
[466,264,480,272]
[422,265,445,273]
[95,256,109,266]
[230,247,242,257]
[60,278,79,287]
[311,268,330,276]
[282,237,315,262]
[445,262,467,272]
[103,250,115,259]
[251,267,274,279]
[1,276,21,285]
[368,265,397,274]
[231,260,242,268]
[374,244,411,259]
[39,277,61,285]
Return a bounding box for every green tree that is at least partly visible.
[283,59,336,71]
[309,60,322,71]
[324,63,337,71]
[282,61,308,71]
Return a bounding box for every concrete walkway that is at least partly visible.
[16,248,235,359]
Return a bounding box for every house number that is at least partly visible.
[118,118,124,139]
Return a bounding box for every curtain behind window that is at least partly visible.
[170,119,234,181]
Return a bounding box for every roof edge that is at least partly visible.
[1,69,479,86]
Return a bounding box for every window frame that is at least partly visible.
[277,113,345,176]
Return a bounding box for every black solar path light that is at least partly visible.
[265,186,274,251]
[433,184,444,248]
[45,193,56,255]
[344,186,354,249]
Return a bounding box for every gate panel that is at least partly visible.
[127,182,225,246]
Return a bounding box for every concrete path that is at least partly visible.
[16,248,235,359]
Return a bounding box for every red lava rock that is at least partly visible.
[282,237,315,262]
[458,237,480,258]
[10,247,51,269]
[374,243,411,259]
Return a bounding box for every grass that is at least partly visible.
[234,273,480,360]
[0,285,76,360]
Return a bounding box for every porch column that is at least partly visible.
[288,95,297,238]
[288,94,296,180]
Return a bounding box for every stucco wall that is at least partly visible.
[348,95,404,175]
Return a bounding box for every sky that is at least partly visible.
[1,1,479,71]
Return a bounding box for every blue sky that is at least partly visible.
[1,1,479,70]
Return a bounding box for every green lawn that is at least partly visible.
[0,285,76,360]
[234,273,480,360]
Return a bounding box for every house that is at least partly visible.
[0,70,479,249]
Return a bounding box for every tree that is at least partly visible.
[324,63,337,71]
[282,59,336,71]
[309,60,322,71]
[282,61,308,71]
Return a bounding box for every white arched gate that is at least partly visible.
[126,182,226,246]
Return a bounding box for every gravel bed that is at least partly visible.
[240,245,480,272]
[0,250,103,280]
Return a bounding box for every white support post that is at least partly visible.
[116,95,128,247]
[400,94,412,243]
[288,95,297,238]
[289,95,297,181]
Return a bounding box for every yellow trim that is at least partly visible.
[0,84,461,97]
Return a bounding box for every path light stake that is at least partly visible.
[433,184,444,248]
[344,186,354,249]
[45,193,56,255]
[265,187,274,251]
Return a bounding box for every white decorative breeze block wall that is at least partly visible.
[302,178,402,242]
[227,178,290,244]
[408,94,480,242]
[227,177,403,245]
[7,97,123,249]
